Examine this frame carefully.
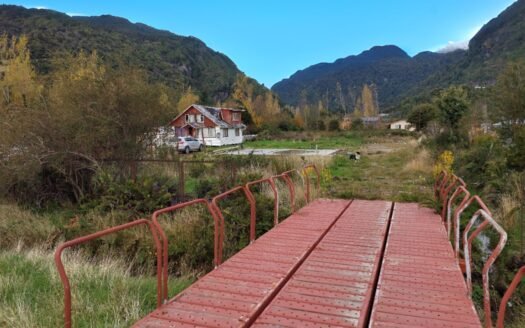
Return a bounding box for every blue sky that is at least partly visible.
[7,0,518,86]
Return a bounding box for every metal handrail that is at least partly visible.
[454,195,492,258]
[496,266,525,328]
[272,173,295,214]
[211,185,256,265]
[440,174,465,221]
[434,170,448,198]
[151,199,220,303]
[463,209,508,328]
[54,219,162,328]
[282,168,306,203]
[447,186,470,240]
[246,177,279,226]
[303,164,321,203]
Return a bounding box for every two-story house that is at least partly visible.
[169,104,246,146]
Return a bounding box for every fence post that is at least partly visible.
[178,161,185,199]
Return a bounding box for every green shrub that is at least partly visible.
[84,170,176,216]
[508,126,525,171]
[328,119,340,131]
[455,135,507,197]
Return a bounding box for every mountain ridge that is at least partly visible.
[272,0,525,112]
[0,5,259,104]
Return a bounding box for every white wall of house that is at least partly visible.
[195,127,244,146]
[389,120,414,131]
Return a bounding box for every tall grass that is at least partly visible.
[0,246,192,328]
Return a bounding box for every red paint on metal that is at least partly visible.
[272,173,295,214]
[440,174,466,221]
[133,199,351,328]
[54,219,162,328]
[245,177,279,226]
[434,171,447,198]
[152,198,221,302]
[252,200,392,328]
[369,203,481,328]
[463,209,507,328]
[497,266,525,328]
[448,186,470,241]
[282,168,307,202]
[211,185,256,264]
[303,164,321,203]
[454,195,492,259]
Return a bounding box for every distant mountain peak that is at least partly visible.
[357,45,409,60]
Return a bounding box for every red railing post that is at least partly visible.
[463,209,507,328]
[54,219,162,328]
[211,185,256,264]
[496,266,525,328]
[440,174,465,221]
[434,170,447,198]
[272,173,295,214]
[282,169,306,204]
[303,164,321,203]
[454,195,492,259]
[151,198,220,302]
[246,177,279,227]
[447,186,470,240]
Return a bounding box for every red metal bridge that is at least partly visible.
[55,167,525,328]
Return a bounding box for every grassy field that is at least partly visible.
[325,141,434,204]
[244,132,363,149]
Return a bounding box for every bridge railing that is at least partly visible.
[447,185,470,241]
[245,177,279,226]
[497,266,525,328]
[52,163,320,327]
[463,209,507,328]
[54,219,163,328]
[151,198,220,302]
[436,171,524,328]
[303,164,321,203]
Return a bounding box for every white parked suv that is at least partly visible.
[178,136,204,154]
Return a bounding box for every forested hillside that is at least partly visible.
[272,0,525,113]
[272,45,464,111]
[0,5,269,106]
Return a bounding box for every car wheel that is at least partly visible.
[185,146,190,154]
[199,145,204,152]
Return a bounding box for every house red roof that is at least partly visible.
[170,104,246,129]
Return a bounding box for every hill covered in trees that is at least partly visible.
[0,5,266,105]
[272,45,464,112]
[272,0,525,113]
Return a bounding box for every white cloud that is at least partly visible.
[66,12,87,17]
[32,6,48,10]
[437,40,469,53]
[435,24,483,53]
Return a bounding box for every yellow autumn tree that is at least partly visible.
[176,86,200,113]
[232,74,262,127]
[353,96,363,119]
[362,84,378,117]
[0,35,41,107]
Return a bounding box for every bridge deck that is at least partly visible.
[369,203,481,328]
[134,200,481,328]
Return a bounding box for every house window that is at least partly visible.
[222,128,229,137]
[207,128,216,138]
[198,114,204,123]
[235,128,240,136]
[186,114,195,123]
[232,112,241,121]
